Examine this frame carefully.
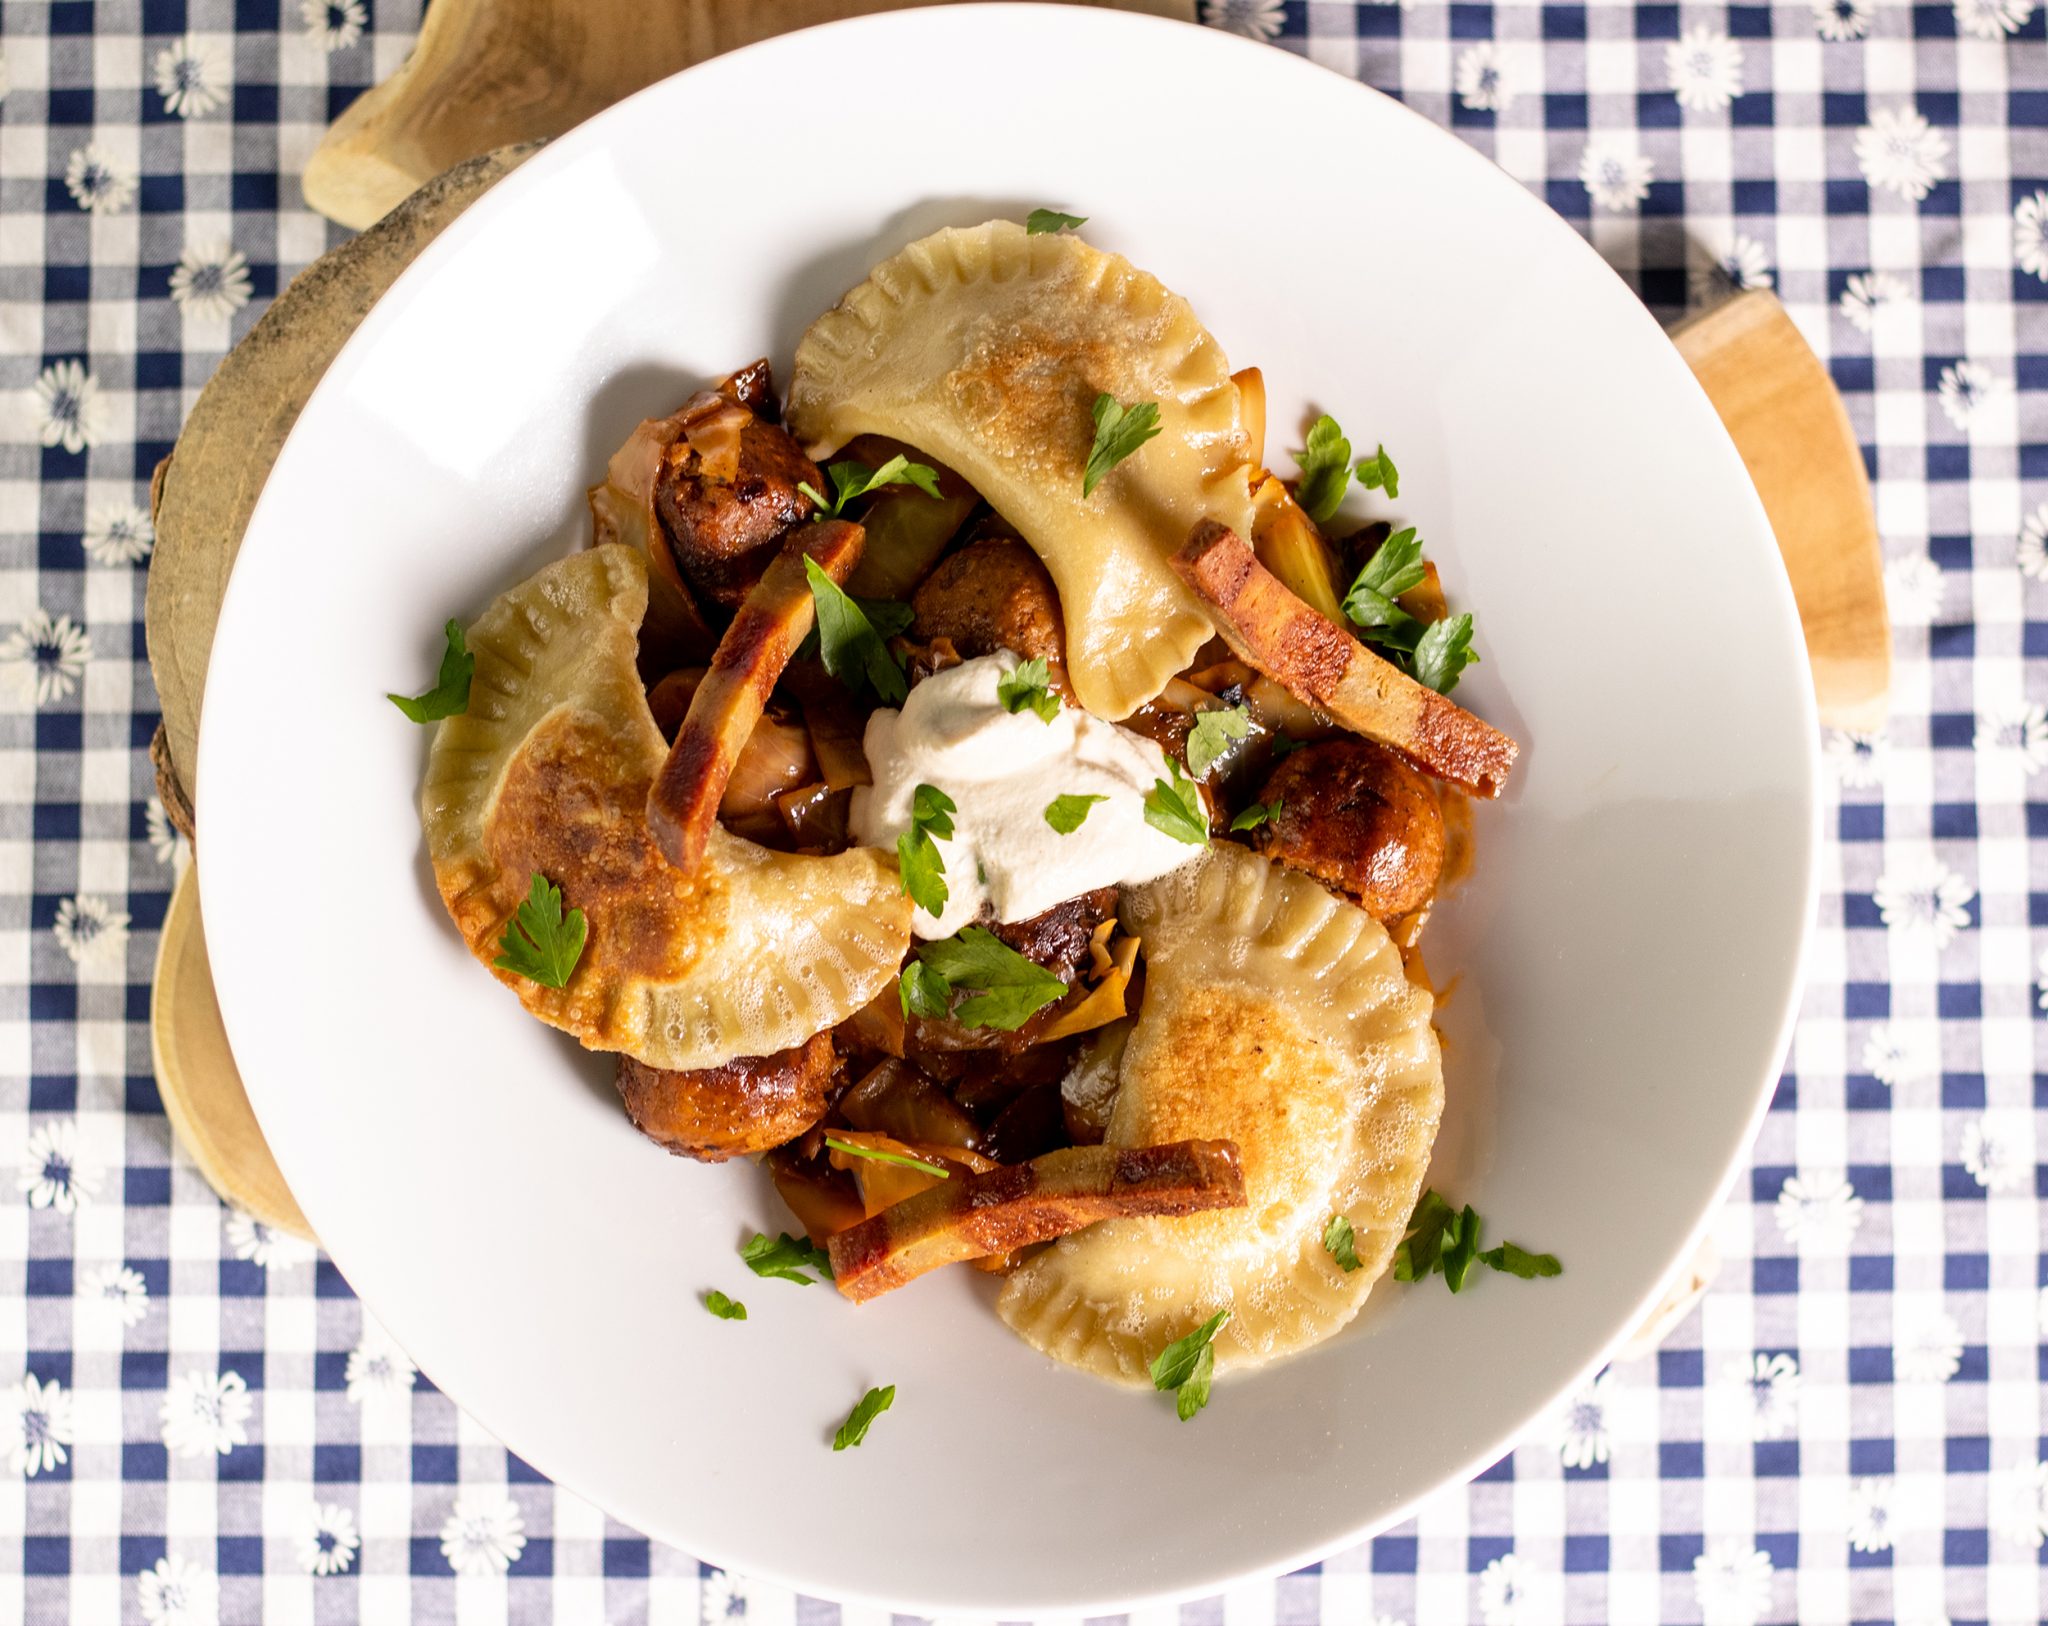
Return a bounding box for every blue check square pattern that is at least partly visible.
[1,1,2045,1622]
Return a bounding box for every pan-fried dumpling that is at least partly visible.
[422,544,911,1071]
[786,221,1257,720]
[998,844,1442,1384]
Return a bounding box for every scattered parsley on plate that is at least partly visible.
[798,454,943,518]
[1184,703,1252,779]
[806,558,910,705]
[1083,393,1162,497]
[1144,758,1209,846]
[1229,798,1281,833]
[832,1384,896,1450]
[896,783,956,916]
[1322,1214,1363,1273]
[909,926,1067,1031]
[740,1231,834,1285]
[703,1289,747,1321]
[1393,1189,1559,1292]
[1150,1308,1231,1421]
[1355,441,1399,499]
[1044,792,1108,834]
[1025,208,1087,235]
[997,656,1061,722]
[824,1136,950,1177]
[1293,414,1354,524]
[388,619,474,722]
[491,874,587,989]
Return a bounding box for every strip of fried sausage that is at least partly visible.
[1172,520,1518,799]
[647,520,864,875]
[827,1139,1245,1303]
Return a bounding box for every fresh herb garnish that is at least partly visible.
[1025,208,1087,235]
[1044,792,1109,834]
[1293,414,1353,525]
[1340,526,1427,629]
[825,1135,950,1178]
[895,783,956,917]
[1341,531,1480,695]
[388,619,474,723]
[1269,733,1305,760]
[1356,442,1399,499]
[703,1289,747,1321]
[1411,611,1479,696]
[740,1231,835,1285]
[1082,393,1162,497]
[898,960,953,1021]
[1229,798,1281,833]
[1322,1214,1363,1273]
[910,926,1067,1031]
[997,656,1061,723]
[832,1384,896,1450]
[1143,758,1209,846]
[798,455,944,519]
[491,874,587,989]
[1184,703,1252,779]
[1393,1189,1559,1292]
[805,557,910,705]
[1150,1308,1231,1422]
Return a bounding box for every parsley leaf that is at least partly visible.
[1440,1203,1483,1292]
[898,960,953,1020]
[1143,758,1209,846]
[1150,1308,1231,1422]
[1025,208,1087,234]
[1392,1189,1457,1282]
[1083,394,1162,497]
[896,783,956,916]
[703,1289,747,1321]
[1394,1189,1562,1292]
[740,1231,834,1285]
[1044,792,1108,834]
[913,926,1067,1031]
[832,1384,896,1451]
[1322,1214,1363,1273]
[798,455,944,518]
[1268,733,1305,760]
[1184,703,1252,779]
[1479,1241,1563,1279]
[1356,442,1400,499]
[491,874,588,989]
[1340,527,1427,629]
[825,1135,950,1177]
[1411,611,1479,696]
[910,782,955,839]
[388,619,475,723]
[997,656,1061,723]
[805,556,909,705]
[1229,798,1281,833]
[1293,414,1354,524]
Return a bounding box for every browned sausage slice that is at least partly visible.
[908,538,1066,667]
[615,1030,836,1162]
[1249,737,1445,923]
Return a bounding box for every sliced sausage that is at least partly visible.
[615,1030,835,1161]
[1248,737,1444,923]
[908,538,1065,666]
[655,418,823,608]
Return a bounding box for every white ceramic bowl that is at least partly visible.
[198,7,1818,1611]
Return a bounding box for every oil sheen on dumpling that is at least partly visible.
[421,544,911,1071]
[786,220,1257,720]
[998,844,1443,1384]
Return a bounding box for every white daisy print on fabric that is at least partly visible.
[1201,0,1285,38]
[153,39,226,119]
[1936,361,2005,431]
[1728,1351,1801,1440]
[2,610,91,705]
[54,895,131,970]
[297,1502,360,1576]
[1857,107,1949,203]
[2019,503,2048,580]
[146,797,191,873]
[160,1369,252,1458]
[137,1556,217,1626]
[9,1373,74,1477]
[1824,728,1888,788]
[702,1567,750,1621]
[1862,1022,1936,1087]
[1955,0,2035,37]
[1476,1552,1545,1626]
[169,243,253,323]
[84,501,154,565]
[302,0,368,51]
[345,1318,418,1405]
[1579,137,1653,212]
[1693,1541,1774,1626]
[1689,234,1774,304]
[2017,191,2048,281]
[1883,552,1945,623]
[225,1208,315,1268]
[440,1490,526,1577]
[1839,271,1913,335]
[1989,1460,2048,1548]
[1776,1170,1863,1248]
[1814,0,1873,37]
[1551,1367,1617,1468]
[1455,42,1514,114]
[1959,1116,2024,1192]
[1848,1476,1899,1553]
[33,359,110,454]
[1666,26,1743,112]
[82,1263,150,1330]
[1974,702,2048,774]
[20,1120,102,1214]
[1895,1309,1963,1383]
[64,144,137,214]
[1873,853,1974,947]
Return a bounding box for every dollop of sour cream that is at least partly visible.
[850,653,1203,940]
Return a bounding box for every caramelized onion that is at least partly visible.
[720,715,814,818]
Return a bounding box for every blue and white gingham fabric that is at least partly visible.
[2,2,2044,1622]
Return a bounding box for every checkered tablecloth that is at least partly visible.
[2,1,2045,1622]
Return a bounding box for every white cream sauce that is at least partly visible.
[850,654,1203,940]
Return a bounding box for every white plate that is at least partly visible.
[199,7,1818,1612]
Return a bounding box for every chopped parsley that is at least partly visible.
[491,874,587,990]
[797,454,943,518]
[908,926,1067,1031]
[895,783,956,917]
[1150,1308,1231,1422]
[805,557,910,705]
[1082,393,1162,497]
[1143,758,1209,846]
[1355,442,1399,499]
[1322,1214,1363,1273]
[388,619,474,723]
[832,1384,896,1450]
[1044,792,1108,834]
[1393,1189,1560,1293]
[898,959,953,1021]
[997,656,1061,723]
[740,1231,834,1285]
[1184,702,1252,779]
[1025,208,1087,234]
[1292,414,1353,525]
[824,1135,950,1178]
[1229,798,1281,833]
[1340,526,1427,629]
[703,1289,747,1321]
[1341,530,1481,696]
